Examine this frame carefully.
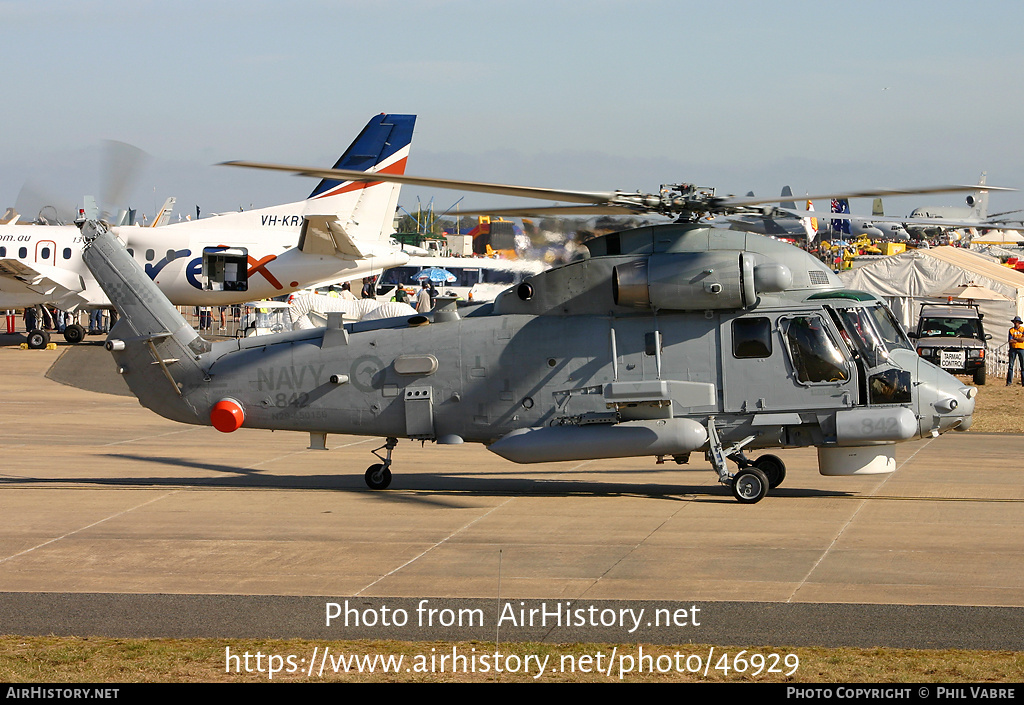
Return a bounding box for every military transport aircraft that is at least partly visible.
[79,165,981,503]
[785,173,1024,242]
[807,198,911,242]
[0,113,415,347]
[901,173,1024,238]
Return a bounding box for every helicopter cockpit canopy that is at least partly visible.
[810,293,916,405]
[830,302,914,369]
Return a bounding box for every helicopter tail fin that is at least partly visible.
[80,220,209,424]
[81,221,202,348]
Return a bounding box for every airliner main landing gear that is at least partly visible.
[63,323,86,344]
[26,329,50,350]
[365,436,398,490]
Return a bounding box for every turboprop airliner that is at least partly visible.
[0,113,415,346]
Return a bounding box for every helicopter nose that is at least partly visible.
[915,359,976,435]
[952,385,977,431]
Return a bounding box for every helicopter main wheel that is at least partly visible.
[753,454,786,489]
[26,329,49,350]
[731,467,769,504]
[364,463,392,490]
[63,323,86,345]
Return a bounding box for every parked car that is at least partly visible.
[910,302,991,384]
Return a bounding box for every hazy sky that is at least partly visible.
[3,0,1023,221]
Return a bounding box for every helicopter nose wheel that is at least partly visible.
[731,467,769,504]
[365,437,398,490]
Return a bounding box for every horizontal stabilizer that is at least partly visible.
[0,258,39,279]
[299,215,364,258]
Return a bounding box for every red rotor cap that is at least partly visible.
[210,399,245,433]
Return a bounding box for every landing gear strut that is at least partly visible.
[705,418,786,504]
[365,437,398,490]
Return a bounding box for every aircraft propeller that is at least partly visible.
[98,140,149,225]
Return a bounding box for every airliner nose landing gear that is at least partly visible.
[365,437,398,490]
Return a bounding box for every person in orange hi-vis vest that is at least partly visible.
[1007,316,1024,386]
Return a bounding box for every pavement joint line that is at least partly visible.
[352,496,519,597]
[576,490,698,606]
[100,428,199,447]
[242,438,374,471]
[784,436,938,604]
[850,494,1024,503]
[0,491,180,566]
[349,459,600,599]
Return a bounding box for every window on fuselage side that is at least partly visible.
[733,317,773,358]
[781,315,850,384]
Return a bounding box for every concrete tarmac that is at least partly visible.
[1,338,1023,648]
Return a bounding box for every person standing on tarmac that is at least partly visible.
[416,280,432,313]
[1007,316,1024,386]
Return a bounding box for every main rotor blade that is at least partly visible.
[222,159,1017,219]
[221,160,620,205]
[453,205,645,217]
[719,184,1015,209]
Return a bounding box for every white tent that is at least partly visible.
[838,246,1024,331]
[970,230,1024,246]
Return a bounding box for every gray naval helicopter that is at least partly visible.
[79,172,983,504]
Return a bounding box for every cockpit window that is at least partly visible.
[836,308,885,367]
[869,368,912,405]
[834,305,912,368]
[781,315,849,384]
[866,305,913,352]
